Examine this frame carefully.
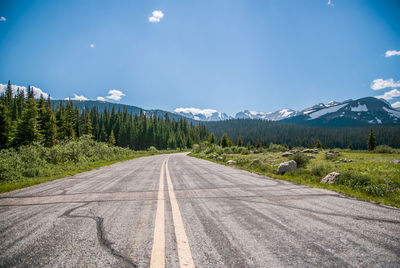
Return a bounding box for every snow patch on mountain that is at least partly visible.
[350,103,368,112]
[174,107,231,121]
[235,109,296,121]
[308,103,348,120]
[383,107,400,118]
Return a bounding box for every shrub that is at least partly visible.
[311,165,328,177]
[374,145,394,154]
[334,172,371,188]
[148,146,158,153]
[267,143,288,152]
[192,144,201,153]
[223,147,233,154]
[289,153,310,168]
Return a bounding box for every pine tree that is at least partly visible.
[237,137,243,147]
[13,97,42,147]
[367,128,376,151]
[108,130,116,146]
[247,141,251,150]
[208,133,216,144]
[347,143,353,150]
[314,140,323,149]
[0,104,12,148]
[220,133,229,148]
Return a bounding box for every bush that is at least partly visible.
[334,172,371,188]
[0,136,136,182]
[374,145,394,154]
[289,153,310,168]
[148,146,158,153]
[192,144,201,153]
[311,165,328,177]
[223,147,233,154]
[267,143,288,152]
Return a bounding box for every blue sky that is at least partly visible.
[0,0,399,114]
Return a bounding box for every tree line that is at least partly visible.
[0,81,208,150]
[204,119,400,150]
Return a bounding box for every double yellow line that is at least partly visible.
[150,157,195,268]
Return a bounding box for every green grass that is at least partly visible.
[190,147,400,207]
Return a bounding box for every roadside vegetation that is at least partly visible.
[0,135,182,193]
[190,133,400,207]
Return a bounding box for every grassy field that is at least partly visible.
[190,144,400,207]
[0,136,177,193]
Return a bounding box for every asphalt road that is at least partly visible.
[1,153,399,267]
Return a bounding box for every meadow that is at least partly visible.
[190,143,400,207]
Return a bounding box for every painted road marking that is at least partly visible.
[166,158,195,268]
[150,159,166,268]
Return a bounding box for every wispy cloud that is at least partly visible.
[385,50,400,57]
[375,89,400,101]
[97,96,105,101]
[149,10,164,23]
[90,43,95,48]
[327,0,334,7]
[392,102,400,109]
[65,94,88,101]
[0,83,49,99]
[106,89,125,101]
[0,16,6,22]
[371,78,400,90]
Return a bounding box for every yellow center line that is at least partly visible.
[166,157,196,268]
[150,159,166,268]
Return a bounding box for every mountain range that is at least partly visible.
[174,97,400,126]
[52,96,400,127]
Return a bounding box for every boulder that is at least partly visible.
[250,159,261,166]
[216,157,223,161]
[277,160,297,175]
[254,150,260,154]
[302,149,314,153]
[226,160,236,165]
[390,159,400,164]
[290,150,300,154]
[282,152,293,157]
[321,172,341,184]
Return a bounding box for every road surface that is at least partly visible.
[1,153,399,267]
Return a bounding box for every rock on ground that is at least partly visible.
[250,159,260,166]
[321,172,341,184]
[216,157,223,161]
[277,160,297,175]
[227,160,236,165]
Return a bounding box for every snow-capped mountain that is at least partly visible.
[235,109,296,121]
[174,108,232,121]
[174,97,400,125]
[282,97,400,126]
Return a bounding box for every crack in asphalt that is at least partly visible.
[60,202,137,268]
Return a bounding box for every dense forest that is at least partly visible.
[0,81,208,150]
[204,119,400,149]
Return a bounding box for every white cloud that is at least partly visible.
[106,89,125,101]
[392,102,400,109]
[0,83,49,99]
[97,96,105,101]
[149,10,164,23]
[371,78,400,90]
[375,89,400,101]
[385,50,400,57]
[90,43,95,48]
[64,94,88,101]
[327,0,334,7]
[0,16,6,22]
